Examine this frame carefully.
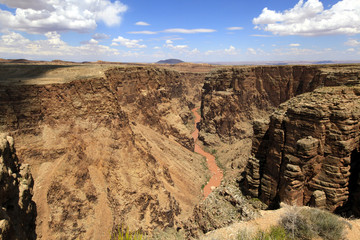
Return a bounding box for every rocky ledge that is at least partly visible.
[244,86,360,216]
[0,135,36,239]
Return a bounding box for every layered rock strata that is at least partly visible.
[0,135,36,240]
[244,86,360,215]
[201,65,360,142]
[200,65,360,179]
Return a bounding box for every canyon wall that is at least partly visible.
[244,86,360,215]
[0,65,210,239]
[200,65,360,177]
[0,134,36,240]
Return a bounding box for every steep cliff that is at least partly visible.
[244,86,360,215]
[0,134,36,240]
[200,65,360,178]
[0,64,212,239]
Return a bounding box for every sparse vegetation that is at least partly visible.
[236,206,346,240]
[110,227,144,240]
[215,155,226,176]
[280,206,346,240]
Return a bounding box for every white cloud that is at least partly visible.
[227,27,243,31]
[345,39,360,46]
[162,28,216,34]
[247,48,257,55]
[224,45,237,55]
[164,39,191,52]
[0,0,54,11]
[191,48,200,54]
[135,21,150,26]
[0,31,120,60]
[253,0,360,36]
[112,36,146,48]
[0,0,127,34]
[166,44,189,50]
[347,48,355,52]
[127,31,157,35]
[153,46,161,50]
[289,43,301,47]
[92,33,110,40]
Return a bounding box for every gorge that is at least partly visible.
[0,62,360,239]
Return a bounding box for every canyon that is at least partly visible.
[0,62,360,239]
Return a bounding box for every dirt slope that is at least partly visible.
[0,63,215,239]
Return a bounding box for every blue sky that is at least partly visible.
[0,0,359,62]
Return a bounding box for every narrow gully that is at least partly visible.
[191,107,223,198]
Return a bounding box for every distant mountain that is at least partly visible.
[156,59,184,64]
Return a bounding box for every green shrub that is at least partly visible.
[280,207,314,240]
[280,206,346,240]
[300,208,346,240]
[110,226,144,240]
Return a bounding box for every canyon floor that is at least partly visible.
[0,61,360,239]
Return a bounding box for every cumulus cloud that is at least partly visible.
[227,27,243,31]
[162,28,216,34]
[345,39,360,46]
[112,36,146,48]
[289,43,301,47]
[92,33,110,40]
[0,0,127,34]
[253,0,360,36]
[247,48,257,55]
[0,31,120,60]
[224,46,237,55]
[135,21,150,26]
[164,39,193,52]
[0,0,54,11]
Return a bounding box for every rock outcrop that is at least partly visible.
[244,86,360,215]
[0,135,36,240]
[200,65,360,180]
[184,181,265,238]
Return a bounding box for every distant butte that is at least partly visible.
[156,58,184,64]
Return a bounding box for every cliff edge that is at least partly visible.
[244,86,360,216]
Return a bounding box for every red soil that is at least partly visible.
[191,107,223,198]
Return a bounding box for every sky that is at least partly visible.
[0,0,359,63]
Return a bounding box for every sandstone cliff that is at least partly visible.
[0,134,36,240]
[244,86,360,216]
[200,65,360,179]
[0,64,212,239]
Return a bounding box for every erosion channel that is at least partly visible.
[191,107,223,198]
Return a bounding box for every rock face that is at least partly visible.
[201,65,360,142]
[184,181,264,238]
[0,135,36,240]
[0,65,213,239]
[244,86,360,215]
[200,65,360,179]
